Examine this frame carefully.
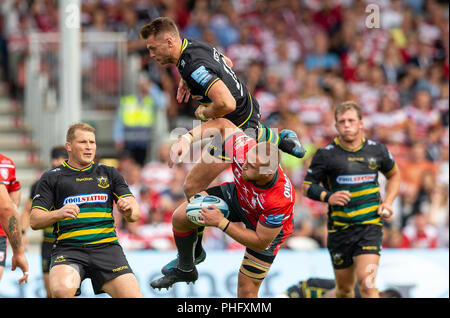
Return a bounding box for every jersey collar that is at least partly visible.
[334,137,366,152]
[62,160,94,172]
[176,38,189,67]
[251,169,279,189]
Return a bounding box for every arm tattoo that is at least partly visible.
[8,216,22,250]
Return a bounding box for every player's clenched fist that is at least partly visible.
[168,136,191,168]
[58,204,80,220]
[328,190,351,207]
[117,197,132,217]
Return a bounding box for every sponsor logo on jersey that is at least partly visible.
[0,168,8,180]
[348,157,364,161]
[191,65,212,87]
[63,193,108,205]
[264,214,286,226]
[76,177,93,182]
[283,172,293,200]
[112,265,129,273]
[336,174,376,184]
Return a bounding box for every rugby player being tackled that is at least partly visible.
[140,16,305,273]
[150,118,295,298]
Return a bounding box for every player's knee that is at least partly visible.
[237,281,260,298]
[172,206,185,226]
[357,280,378,298]
[183,178,196,200]
[50,283,76,298]
[335,284,354,298]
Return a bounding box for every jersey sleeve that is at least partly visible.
[303,149,328,185]
[0,162,20,192]
[9,166,20,192]
[31,172,55,211]
[110,167,133,202]
[182,60,220,98]
[258,203,293,228]
[379,144,396,175]
[28,180,39,201]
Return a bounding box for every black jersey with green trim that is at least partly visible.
[29,180,54,242]
[286,278,361,298]
[177,38,260,128]
[31,161,133,246]
[304,138,396,232]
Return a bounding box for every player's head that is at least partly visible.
[242,142,280,181]
[334,101,364,143]
[379,288,402,298]
[140,17,181,66]
[65,123,96,167]
[50,145,68,168]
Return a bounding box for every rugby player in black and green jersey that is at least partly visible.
[140,16,305,274]
[30,123,142,298]
[284,277,402,298]
[302,101,401,298]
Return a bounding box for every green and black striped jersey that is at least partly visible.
[31,161,133,245]
[304,137,396,232]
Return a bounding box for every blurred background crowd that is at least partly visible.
[0,0,448,252]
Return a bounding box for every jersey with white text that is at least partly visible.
[304,138,396,232]
[177,38,260,128]
[31,161,133,245]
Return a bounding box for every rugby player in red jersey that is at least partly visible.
[150,118,295,297]
[0,153,28,284]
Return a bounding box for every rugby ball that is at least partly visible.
[186,195,229,226]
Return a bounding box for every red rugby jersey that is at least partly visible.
[0,153,21,237]
[223,132,295,248]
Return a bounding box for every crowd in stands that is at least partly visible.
[0,0,448,251]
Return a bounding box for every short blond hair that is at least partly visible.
[334,101,362,121]
[140,17,180,40]
[66,123,95,142]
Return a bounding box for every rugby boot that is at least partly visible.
[161,249,206,275]
[279,129,306,158]
[150,267,198,290]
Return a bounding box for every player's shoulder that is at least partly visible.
[39,165,63,184]
[0,153,15,166]
[95,162,124,180]
[180,38,215,67]
[94,162,118,175]
[184,38,213,54]
[45,165,64,176]
[264,170,295,207]
[364,138,390,154]
[313,140,336,158]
